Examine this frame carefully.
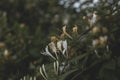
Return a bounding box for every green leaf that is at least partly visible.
[59,69,78,80]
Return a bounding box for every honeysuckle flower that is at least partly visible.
[42,65,48,78]
[53,61,59,75]
[99,36,108,45]
[62,40,67,50]
[45,46,56,60]
[62,26,73,39]
[50,36,58,42]
[41,52,49,56]
[62,26,67,33]
[89,12,98,26]
[40,64,48,80]
[49,42,58,59]
[57,40,62,52]
[62,40,68,57]
[49,42,57,53]
[4,49,9,57]
[91,13,97,25]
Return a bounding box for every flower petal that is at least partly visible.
[45,46,56,60]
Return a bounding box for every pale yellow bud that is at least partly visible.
[72,26,78,34]
[19,23,25,28]
[62,26,73,39]
[4,49,9,57]
[82,16,87,20]
[92,26,100,34]
[62,26,67,33]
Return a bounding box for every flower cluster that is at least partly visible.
[40,26,78,80]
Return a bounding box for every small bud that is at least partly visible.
[50,36,58,42]
[92,26,100,34]
[72,26,78,34]
[19,23,25,28]
[62,26,67,33]
[62,26,73,39]
[82,16,87,20]
[3,49,9,57]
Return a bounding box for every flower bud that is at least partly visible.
[72,26,78,34]
[50,36,58,42]
[92,39,100,47]
[92,26,100,34]
[62,26,67,33]
[82,16,87,20]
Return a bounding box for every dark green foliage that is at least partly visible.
[0,0,120,80]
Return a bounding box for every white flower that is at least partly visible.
[92,39,99,47]
[99,36,108,45]
[40,64,48,80]
[62,40,68,57]
[53,61,59,74]
[62,40,67,50]
[62,26,73,39]
[45,46,56,60]
[49,42,58,59]
[49,42,57,53]
[57,40,62,52]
